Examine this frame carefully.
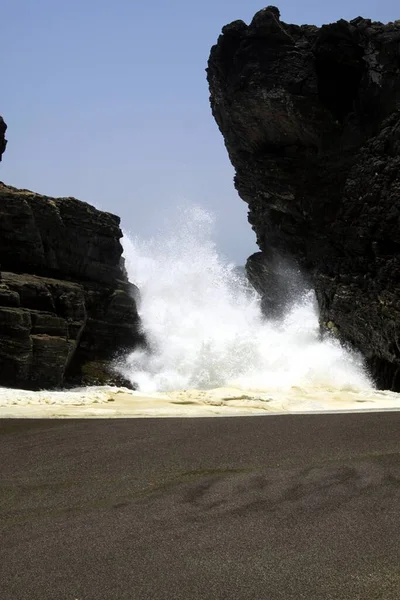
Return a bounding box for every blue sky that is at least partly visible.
[2,0,398,263]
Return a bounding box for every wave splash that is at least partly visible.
[120,207,372,394]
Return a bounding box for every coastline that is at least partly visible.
[1,384,400,418]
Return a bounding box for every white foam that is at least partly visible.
[119,206,372,394]
[2,385,400,419]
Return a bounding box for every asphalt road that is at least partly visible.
[1,414,400,599]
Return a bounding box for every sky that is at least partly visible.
[2,0,398,263]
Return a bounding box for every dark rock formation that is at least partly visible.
[0,182,143,390]
[208,8,400,390]
[246,252,308,318]
[0,117,6,161]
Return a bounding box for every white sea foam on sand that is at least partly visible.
[1,385,400,418]
[2,206,400,418]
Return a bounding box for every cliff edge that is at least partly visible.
[0,122,142,389]
[208,7,400,390]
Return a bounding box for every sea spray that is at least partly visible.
[119,206,373,393]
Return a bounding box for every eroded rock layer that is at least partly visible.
[208,8,400,390]
[0,182,142,389]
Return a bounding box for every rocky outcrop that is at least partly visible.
[0,182,143,389]
[0,117,6,161]
[208,8,400,390]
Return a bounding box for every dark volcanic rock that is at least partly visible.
[246,251,309,317]
[208,8,400,390]
[0,183,143,390]
[0,117,6,161]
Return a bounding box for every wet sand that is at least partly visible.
[2,414,400,599]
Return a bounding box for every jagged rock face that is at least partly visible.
[0,183,143,390]
[208,9,400,390]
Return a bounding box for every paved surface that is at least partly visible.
[1,414,400,599]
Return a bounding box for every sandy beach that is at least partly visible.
[1,414,400,599]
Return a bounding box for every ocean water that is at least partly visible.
[119,206,372,394]
[2,206,400,417]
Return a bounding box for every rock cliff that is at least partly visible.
[0,173,143,389]
[208,7,400,390]
[0,117,6,161]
